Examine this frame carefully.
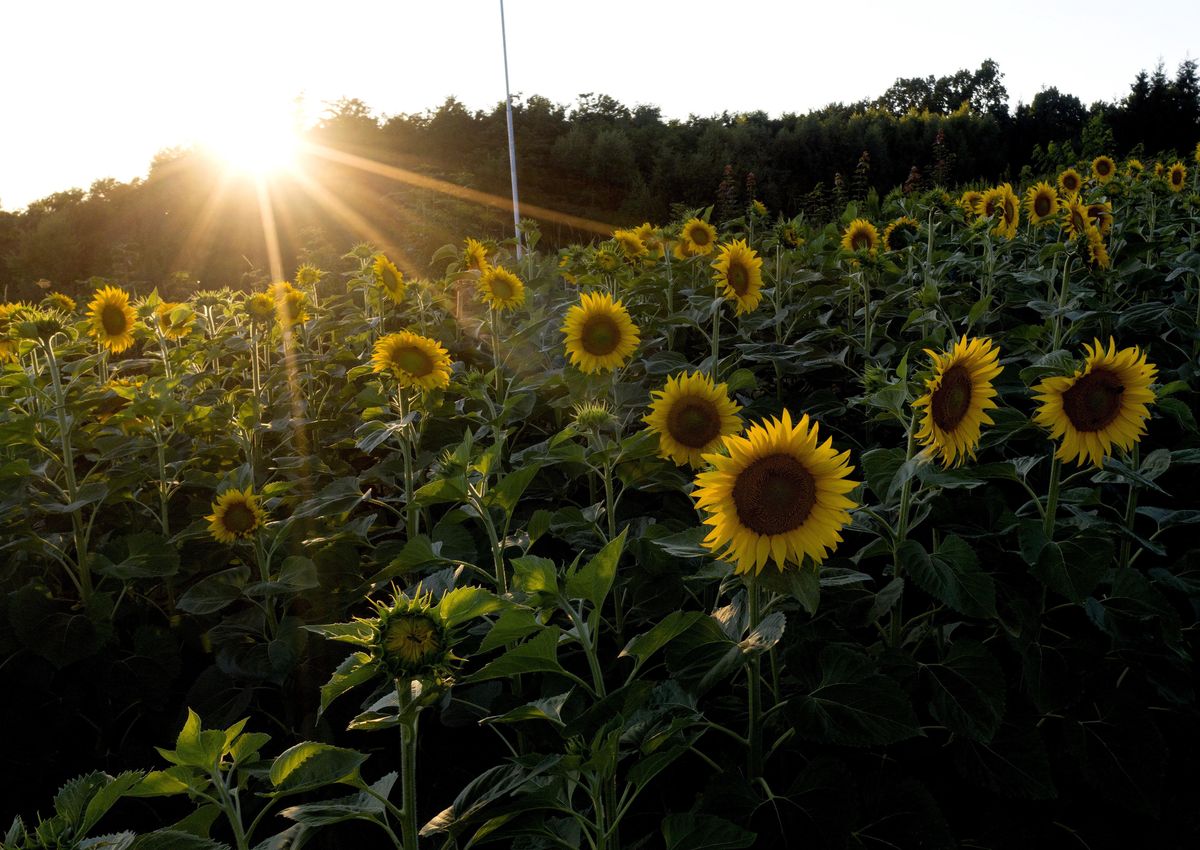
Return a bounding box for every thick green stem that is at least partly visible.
[490,307,502,398]
[862,270,873,355]
[602,458,617,543]
[1043,454,1062,541]
[398,391,419,539]
[1119,445,1140,569]
[1051,253,1072,352]
[889,420,918,647]
[154,422,170,537]
[746,578,764,781]
[710,301,721,379]
[397,684,420,850]
[45,339,92,602]
[211,761,250,850]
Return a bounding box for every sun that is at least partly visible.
[201,113,302,176]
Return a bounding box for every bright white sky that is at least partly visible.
[1,0,1197,211]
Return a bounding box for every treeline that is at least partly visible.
[1,58,1198,301]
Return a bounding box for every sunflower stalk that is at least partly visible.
[1042,454,1063,541]
[396,682,421,850]
[1051,253,1072,352]
[710,299,722,380]
[397,389,420,540]
[1119,444,1140,569]
[44,336,92,602]
[745,578,764,782]
[889,416,919,648]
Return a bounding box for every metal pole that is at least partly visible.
[500,0,522,258]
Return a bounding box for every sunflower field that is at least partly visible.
[2,149,1200,849]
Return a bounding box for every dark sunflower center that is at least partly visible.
[732,453,816,536]
[1062,368,1124,432]
[393,346,434,377]
[1098,160,1111,175]
[727,262,750,295]
[690,228,711,246]
[101,304,128,336]
[1034,194,1052,217]
[666,397,722,448]
[222,502,257,535]
[931,365,973,431]
[490,277,514,300]
[1064,175,1078,192]
[1003,198,1016,222]
[581,315,620,356]
[1171,171,1182,186]
[851,230,872,250]
[1071,210,1088,234]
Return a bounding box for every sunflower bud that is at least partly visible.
[372,594,450,680]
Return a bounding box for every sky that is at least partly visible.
[1,0,1197,211]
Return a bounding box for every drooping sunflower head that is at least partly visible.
[751,199,768,217]
[995,184,1020,238]
[1025,182,1060,224]
[840,218,879,255]
[912,336,1002,468]
[294,263,324,288]
[779,222,804,248]
[1084,225,1111,271]
[613,229,648,260]
[560,290,640,374]
[463,238,491,272]
[1058,168,1083,195]
[87,286,138,354]
[1166,162,1187,193]
[1032,338,1157,467]
[371,331,453,390]
[373,254,406,304]
[243,292,273,325]
[693,410,859,575]
[206,486,268,544]
[959,190,983,219]
[1062,197,1094,241]
[155,301,195,341]
[42,292,76,313]
[680,218,718,256]
[712,239,765,315]
[371,591,450,680]
[1091,155,1116,182]
[478,265,526,311]
[1125,159,1145,179]
[882,217,920,252]
[643,370,742,467]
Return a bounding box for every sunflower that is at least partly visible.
[882,217,920,251]
[840,218,879,254]
[0,302,23,362]
[1058,168,1083,195]
[977,186,1017,237]
[463,238,491,272]
[87,286,138,354]
[751,199,768,217]
[693,410,858,574]
[155,301,194,341]
[206,487,268,544]
[295,263,323,288]
[912,337,1002,468]
[1086,201,1113,237]
[593,246,621,273]
[42,292,76,313]
[373,254,405,304]
[1125,159,1145,179]
[1032,338,1156,467]
[680,218,718,256]
[1153,162,1165,178]
[779,223,803,248]
[959,190,983,219]
[633,222,664,258]
[613,229,648,260]
[1025,182,1060,224]
[558,254,578,285]
[712,239,765,315]
[643,371,742,467]
[371,331,453,390]
[246,292,275,324]
[1084,225,1111,270]
[1062,196,1093,241]
[1091,155,1116,182]
[561,291,639,374]
[478,265,526,311]
[370,592,452,680]
[276,287,309,327]
[1166,162,1187,193]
